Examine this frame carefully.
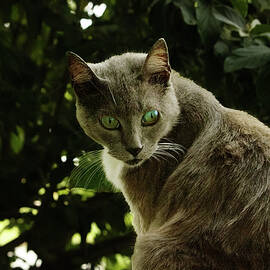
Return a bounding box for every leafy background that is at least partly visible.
[0,0,270,269]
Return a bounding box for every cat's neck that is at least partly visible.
[103,75,222,234]
[172,73,222,148]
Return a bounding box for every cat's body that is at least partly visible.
[68,39,270,269]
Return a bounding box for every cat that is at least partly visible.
[67,38,270,270]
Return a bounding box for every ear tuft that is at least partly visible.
[142,38,171,85]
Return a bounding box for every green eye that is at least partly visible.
[142,110,159,126]
[100,116,120,130]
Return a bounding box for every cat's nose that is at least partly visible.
[126,147,143,157]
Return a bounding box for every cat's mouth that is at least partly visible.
[125,158,143,166]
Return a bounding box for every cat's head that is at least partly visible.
[68,39,180,167]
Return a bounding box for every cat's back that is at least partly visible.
[224,107,270,151]
[152,87,270,269]
[211,107,270,178]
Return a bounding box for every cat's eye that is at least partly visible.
[100,116,120,130]
[142,110,159,126]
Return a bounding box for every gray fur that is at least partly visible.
[68,39,270,269]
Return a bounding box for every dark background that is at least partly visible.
[0,0,270,269]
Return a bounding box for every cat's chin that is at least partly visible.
[124,158,144,167]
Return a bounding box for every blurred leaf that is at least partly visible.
[252,0,270,11]
[230,0,248,17]
[196,0,221,45]
[256,64,270,110]
[214,40,229,57]
[251,24,270,35]
[213,4,246,30]
[0,220,20,246]
[224,45,270,72]
[10,126,25,154]
[172,0,196,25]
[10,4,20,22]
[0,1,12,22]
[103,254,131,270]
[149,0,163,10]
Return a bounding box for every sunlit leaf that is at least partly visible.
[102,254,131,270]
[10,126,25,154]
[0,220,20,246]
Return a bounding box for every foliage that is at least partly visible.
[0,0,269,269]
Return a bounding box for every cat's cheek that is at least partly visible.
[84,130,103,145]
[84,129,114,148]
[76,115,105,145]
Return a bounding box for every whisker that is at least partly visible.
[156,150,178,163]
[84,161,102,188]
[158,142,186,151]
[160,137,174,143]
[154,152,170,162]
[150,153,162,163]
[152,140,187,164]
[72,162,98,187]
[69,150,108,190]
[158,142,186,153]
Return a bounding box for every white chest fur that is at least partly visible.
[102,148,144,234]
[102,148,124,190]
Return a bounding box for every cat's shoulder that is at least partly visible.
[224,108,270,144]
[210,107,270,164]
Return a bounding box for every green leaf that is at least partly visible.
[251,24,270,35]
[10,126,25,154]
[252,0,270,11]
[256,64,270,110]
[224,45,270,72]
[69,151,114,192]
[10,4,20,22]
[214,41,229,57]
[213,5,246,30]
[196,0,221,45]
[149,0,163,10]
[230,0,248,17]
[172,0,196,25]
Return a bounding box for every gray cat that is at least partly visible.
[68,39,270,269]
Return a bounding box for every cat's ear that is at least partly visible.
[67,51,103,98]
[142,38,171,85]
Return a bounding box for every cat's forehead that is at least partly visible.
[91,53,146,82]
[97,85,160,117]
[87,53,165,116]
